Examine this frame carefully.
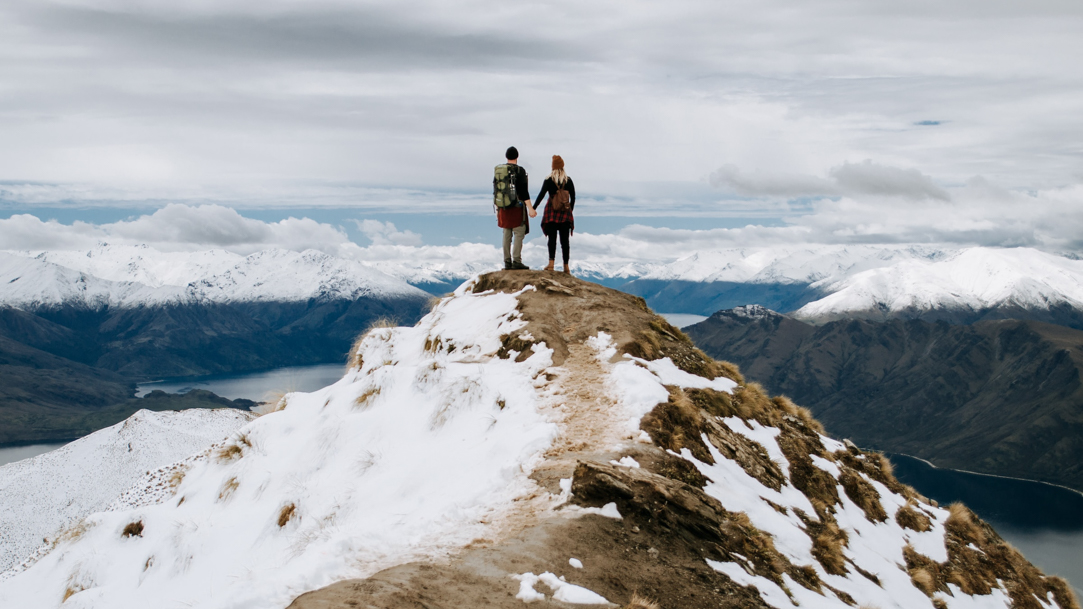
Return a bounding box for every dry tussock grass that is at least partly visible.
[53,521,91,547]
[218,476,239,501]
[215,432,253,463]
[895,504,933,532]
[639,388,713,464]
[278,503,297,527]
[62,585,83,602]
[840,470,888,523]
[946,502,984,543]
[167,466,188,492]
[808,518,849,575]
[910,567,937,596]
[624,593,660,609]
[121,520,144,538]
[354,386,382,409]
[772,396,825,434]
[347,333,366,370]
[347,317,400,369]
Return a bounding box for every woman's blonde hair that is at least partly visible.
[549,168,568,185]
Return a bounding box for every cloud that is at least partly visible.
[0,0,1081,202]
[355,219,422,246]
[0,204,357,255]
[710,161,950,201]
[829,161,950,201]
[4,179,1082,282]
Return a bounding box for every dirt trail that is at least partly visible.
[531,343,629,492]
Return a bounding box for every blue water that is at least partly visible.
[0,443,69,467]
[890,454,1083,597]
[661,313,708,329]
[136,363,346,402]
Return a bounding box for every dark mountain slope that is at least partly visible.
[686,307,1083,491]
[0,293,427,444]
[17,293,427,378]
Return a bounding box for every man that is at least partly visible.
[495,146,534,270]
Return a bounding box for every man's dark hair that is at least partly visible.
[505,146,519,160]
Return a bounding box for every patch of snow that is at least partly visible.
[610,456,640,468]
[937,584,1013,609]
[630,356,738,394]
[513,572,548,602]
[537,572,610,604]
[818,435,847,453]
[706,559,795,608]
[513,571,610,605]
[810,454,841,477]
[568,502,623,520]
[569,558,583,569]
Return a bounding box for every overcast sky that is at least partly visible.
[1,0,1081,250]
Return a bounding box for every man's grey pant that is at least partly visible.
[502,224,526,264]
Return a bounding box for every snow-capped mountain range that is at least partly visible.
[795,247,1083,321]
[4,243,1083,323]
[0,273,1072,608]
[0,244,426,310]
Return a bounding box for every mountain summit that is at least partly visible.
[1,272,1076,609]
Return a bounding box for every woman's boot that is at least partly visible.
[562,263,570,274]
[545,260,555,271]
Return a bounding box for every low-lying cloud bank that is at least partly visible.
[3,168,1082,272]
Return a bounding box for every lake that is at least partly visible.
[889,454,1083,597]
[660,313,708,329]
[136,362,347,402]
[0,443,69,467]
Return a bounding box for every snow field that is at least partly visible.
[0,409,255,578]
[0,282,559,608]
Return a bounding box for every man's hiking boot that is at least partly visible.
[512,261,530,270]
[504,259,514,270]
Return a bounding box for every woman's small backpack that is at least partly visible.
[551,183,570,212]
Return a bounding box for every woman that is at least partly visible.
[530,155,576,273]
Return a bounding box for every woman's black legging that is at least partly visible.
[547,224,571,264]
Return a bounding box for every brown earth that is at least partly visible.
[287,271,1078,609]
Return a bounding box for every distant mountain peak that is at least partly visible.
[714,303,784,320]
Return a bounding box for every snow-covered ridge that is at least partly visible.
[795,247,1083,320]
[8,242,1083,321]
[0,409,255,577]
[0,244,426,309]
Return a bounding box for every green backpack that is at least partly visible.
[493,164,519,208]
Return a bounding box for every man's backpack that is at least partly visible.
[493,164,518,208]
[550,182,571,212]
